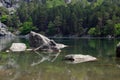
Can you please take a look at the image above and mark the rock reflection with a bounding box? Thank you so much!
[31,51,60,66]
[115,58,120,68]
[0,56,21,80]
[0,58,19,70]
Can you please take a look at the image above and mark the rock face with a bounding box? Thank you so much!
[10,43,27,52]
[29,31,67,51]
[116,42,120,58]
[64,54,97,64]
[64,0,72,4]
[0,2,3,7]
[0,21,14,36]
[0,0,35,8]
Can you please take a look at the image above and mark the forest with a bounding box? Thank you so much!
[1,0,120,37]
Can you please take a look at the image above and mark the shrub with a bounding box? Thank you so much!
[114,23,120,36]
[0,15,8,23]
[88,27,96,36]
[19,22,36,35]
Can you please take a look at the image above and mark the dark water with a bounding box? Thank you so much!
[0,38,120,80]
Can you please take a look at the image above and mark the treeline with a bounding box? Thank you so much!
[1,0,120,37]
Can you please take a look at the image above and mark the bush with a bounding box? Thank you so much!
[19,22,36,35]
[0,7,9,15]
[88,27,96,36]
[47,21,56,36]
[114,23,120,36]
[0,15,8,23]
[8,27,14,32]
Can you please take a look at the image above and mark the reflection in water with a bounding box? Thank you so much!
[0,58,19,70]
[31,51,60,66]
[0,38,120,80]
[0,51,60,80]
[0,55,21,80]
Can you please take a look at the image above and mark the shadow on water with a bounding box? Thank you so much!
[0,38,120,80]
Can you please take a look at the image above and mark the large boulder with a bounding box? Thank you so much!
[29,31,67,51]
[10,43,27,52]
[64,54,97,64]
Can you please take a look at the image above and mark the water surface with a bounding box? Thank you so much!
[0,38,120,80]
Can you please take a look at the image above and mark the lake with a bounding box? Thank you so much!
[0,37,120,80]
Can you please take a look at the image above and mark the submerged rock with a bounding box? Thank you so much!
[29,31,67,51]
[10,43,27,52]
[64,54,97,64]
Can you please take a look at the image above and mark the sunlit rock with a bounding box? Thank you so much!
[64,54,97,64]
[0,2,3,7]
[56,43,67,49]
[26,48,33,51]
[10,43,27,52]
[29,31,67,51]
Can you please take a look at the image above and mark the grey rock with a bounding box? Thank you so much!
[10,43,27,52]
[64,0,71,4]
[0,2,3,7]
[29,31,67,51]
[0,21,14,36]
[64,54,97,64]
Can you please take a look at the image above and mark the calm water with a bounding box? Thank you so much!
[0,38,120,80]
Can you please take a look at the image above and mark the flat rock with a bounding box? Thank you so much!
[64,54,97,64]
[10,43,27,52]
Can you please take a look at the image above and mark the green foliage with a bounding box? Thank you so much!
[92,0,104,8]
[2,0,120,37]
[0,15,8,23]
[8,27,14,32]
[88,28,96,36]
[19,22,36,35]
[0,7,9,15]
[46,0,66,8]
[0,53,9,61]
[47,21,56,36]
[114,23,120,36]
[9,14,21,28]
